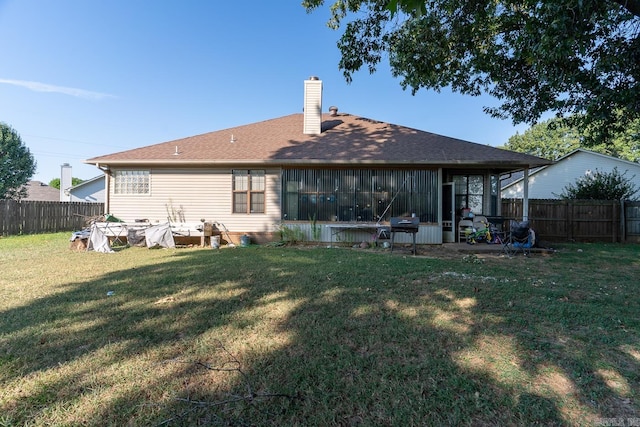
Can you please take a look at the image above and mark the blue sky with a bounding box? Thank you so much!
[0,1,529,183]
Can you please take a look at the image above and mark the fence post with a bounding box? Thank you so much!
[620,199,626,243]
[567,200,573,242]
[612,200,616,243]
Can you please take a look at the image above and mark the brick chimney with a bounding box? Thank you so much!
[303,77,322,135]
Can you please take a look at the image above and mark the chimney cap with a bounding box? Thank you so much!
[329,106,339,116]
[309,76,320,80]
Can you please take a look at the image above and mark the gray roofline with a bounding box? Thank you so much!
[66,174,104,191]
[501,165,551,190]
[558,148,640,167]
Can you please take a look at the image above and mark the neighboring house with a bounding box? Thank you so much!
[59,163,105,203]
[65,175,106,203]
[502,149,640,199]
[20,181,60,201]
[85,78,549,244]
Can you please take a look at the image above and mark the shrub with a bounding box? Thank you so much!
[557,167,638,200]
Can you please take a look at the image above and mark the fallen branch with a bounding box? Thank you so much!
[156,341,297,426]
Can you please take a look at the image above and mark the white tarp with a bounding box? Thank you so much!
[70,229,90,241]
[87,223,115,253]
[145,222,175,249]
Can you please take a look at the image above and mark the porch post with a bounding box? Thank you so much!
[103,166,110,214]
[522,168,529,221]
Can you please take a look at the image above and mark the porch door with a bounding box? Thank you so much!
[442,182,455,243]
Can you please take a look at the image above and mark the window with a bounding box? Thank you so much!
[233,170,265,213]
[113,170,150,195]
[281,169,438,222]
[453,175,483,214]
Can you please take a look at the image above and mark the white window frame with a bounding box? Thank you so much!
[113,170,150,195]
[232,170,265,214]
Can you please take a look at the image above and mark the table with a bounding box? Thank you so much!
[485,216,513,231]
[326,223,390,246]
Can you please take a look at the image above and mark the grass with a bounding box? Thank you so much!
[0,233,639,426]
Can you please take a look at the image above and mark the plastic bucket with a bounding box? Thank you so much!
[211,235,221,249]
[240,235,251,247]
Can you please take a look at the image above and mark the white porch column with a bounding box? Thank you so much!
[522,168,529,221]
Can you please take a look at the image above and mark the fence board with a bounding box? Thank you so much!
[625,201,640,239]
[0,200,103,236]
[501,199,631,243]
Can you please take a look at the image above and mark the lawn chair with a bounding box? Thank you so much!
[506,220,535,256]
[490,227,511,256]
[458,219,474,242]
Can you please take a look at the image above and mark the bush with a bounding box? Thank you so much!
[557,167,638,200]
[277,223,306,244]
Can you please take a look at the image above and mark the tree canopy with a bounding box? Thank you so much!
[502,117,640,161]
[0,122,36,200]
[48,177,84,190]
[304,0,640,144]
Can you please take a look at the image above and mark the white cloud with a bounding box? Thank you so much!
[0,78,116,100]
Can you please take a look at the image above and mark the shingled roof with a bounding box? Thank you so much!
[21,181,60,201]
[86,113,550,170]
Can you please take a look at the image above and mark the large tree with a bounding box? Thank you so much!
[0,122,37,200]
[502,117,640,161]
[48,177,84,190]
[304,0,640,144]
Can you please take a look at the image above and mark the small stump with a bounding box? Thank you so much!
[69,238,88,251]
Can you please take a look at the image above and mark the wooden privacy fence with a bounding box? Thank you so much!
[623,200,640,242]
[0,200,104,236]
[3,198,640,242]
[501,199,640,243]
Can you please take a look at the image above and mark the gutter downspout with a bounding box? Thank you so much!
[97,163,110,214]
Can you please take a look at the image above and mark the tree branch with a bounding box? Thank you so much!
[157,341,298,426]
[611,0,640,17]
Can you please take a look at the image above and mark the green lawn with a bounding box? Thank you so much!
[0,233,638,426]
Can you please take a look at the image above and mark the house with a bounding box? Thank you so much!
[21,181,60,201]
[64,175,106,203]
[59,163,106,203]
[501,149,640,199]
[85,78,549,244]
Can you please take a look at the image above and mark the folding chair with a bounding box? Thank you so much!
[458,219,474,242]
[491,228,511,256]
[506,220,534,256]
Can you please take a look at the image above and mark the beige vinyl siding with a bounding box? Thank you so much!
[108,168,281,234]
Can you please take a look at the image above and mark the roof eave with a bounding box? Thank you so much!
[86,158,551,168]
